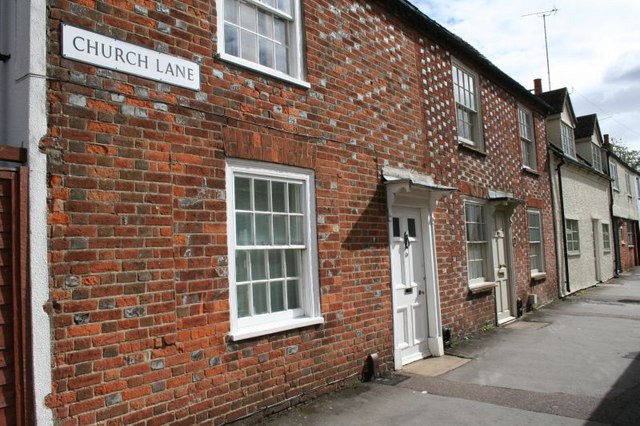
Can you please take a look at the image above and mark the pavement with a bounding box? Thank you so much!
[249,269,640,426]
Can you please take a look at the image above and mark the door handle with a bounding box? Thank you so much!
[404,231,410,249]
[418,289,425,295]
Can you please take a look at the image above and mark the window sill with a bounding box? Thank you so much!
[229,316,324,341]
[468,281,497,294]
[458,141,486,157]
[567,251,580,257]
[530,272,546,284]
[216,52,311,89]
[522,166,540,177]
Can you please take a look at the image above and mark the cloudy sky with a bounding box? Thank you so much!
[413,0,640,150]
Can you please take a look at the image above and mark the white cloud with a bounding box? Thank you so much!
[413,0,640,149]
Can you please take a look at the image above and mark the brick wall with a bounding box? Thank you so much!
[44,0,558,424]
[618,220,638,272]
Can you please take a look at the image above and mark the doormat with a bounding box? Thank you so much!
[374,372,410,386]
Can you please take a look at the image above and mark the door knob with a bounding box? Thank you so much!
[404,231,410,249]
[418,289,425,295]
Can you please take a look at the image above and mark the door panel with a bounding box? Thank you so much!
[391,208,429,365]
[493,212,513,323]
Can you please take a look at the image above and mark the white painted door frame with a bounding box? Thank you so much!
[385,183,450,370]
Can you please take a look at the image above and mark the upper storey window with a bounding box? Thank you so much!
[519,107,536,170]
[452,63,483,150]
[561,123,576,159]
[218,0,308,87]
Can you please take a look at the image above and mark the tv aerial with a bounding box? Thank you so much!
[522,7,558,91]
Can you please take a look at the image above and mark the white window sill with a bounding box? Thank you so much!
[216,52,311,89]
[468,281,497,293]
[531,272,546,282]
[522,166,540,176]
[230,316,324,341]
[567,251,580,257]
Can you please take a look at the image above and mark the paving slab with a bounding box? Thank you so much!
[400,355,470,377]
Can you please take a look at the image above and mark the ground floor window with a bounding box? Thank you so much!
[602,223,611,253]
[566,219,580,255]
[226,159,322,340]
[465,202,488,284]
[528,209,544,274]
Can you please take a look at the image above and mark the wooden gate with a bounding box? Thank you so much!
[0,147,29,425]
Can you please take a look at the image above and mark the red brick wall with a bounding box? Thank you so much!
[44,1,558,424]
[618,220,638,272]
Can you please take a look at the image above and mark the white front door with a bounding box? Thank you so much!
[391,208,430,366]
[493,211,513,324]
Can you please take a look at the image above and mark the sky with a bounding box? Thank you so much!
[413,0,640,150]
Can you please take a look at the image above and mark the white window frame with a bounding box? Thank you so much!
[636,176,640,199]
[592,144,602,172]
[565,219,580,255]
[628,221,635,248]
[519,107,537,170]
[216,0,309,88]
[610,161,619,191]
[561,123,576,159]
[528,209,545,275]
[625,172,632,197]
[452,62,483,149]
[464,202,490,287]
[602,223,611,253]
[226,159,322,340]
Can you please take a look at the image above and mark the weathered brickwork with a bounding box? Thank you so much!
[44,0,558,424]
[617,220,638,272]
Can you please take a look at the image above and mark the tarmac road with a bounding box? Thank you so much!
[252,269,640,425]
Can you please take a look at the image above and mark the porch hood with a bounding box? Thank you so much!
[488,189,525,210]
[383,166,456,209]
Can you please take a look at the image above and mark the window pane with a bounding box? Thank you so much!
[224,24,240,56]
[235,177,251,210]
[241,29,257,61]
[269,249,283,278]
[277,0,291,14]
[290,215,303,245]
[236,212,253,245]
[274,17,287,44]
[239,2,256,31]
[258,10,273,38]
[224,0,238,24]
[275,45,289,74]
[253,283,268,315]
[287,279,300,309]
[270,281,285,312]
[259,38,275,68]
[236,250,249,282]
[237,285,250,317]
[285,249,300,277]
[273,215,288,244]
[289,183,302,213]
[272,181,286,212]
[408,218,417,238]
[254,179,269,211]
[251,250,267,280]
[392,217,400,237]
[255,213,271,245]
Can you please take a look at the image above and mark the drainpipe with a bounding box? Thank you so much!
[604,135,621,276]
[555,156,571,294]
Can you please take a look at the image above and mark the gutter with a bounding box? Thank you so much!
[604,146,621,276]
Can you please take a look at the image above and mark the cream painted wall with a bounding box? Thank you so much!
[610,156,639,221]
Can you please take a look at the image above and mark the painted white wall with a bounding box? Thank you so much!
[611,156,639,221]
[558,164,614,295]
[1,0,52,424]
[551,156,614,296]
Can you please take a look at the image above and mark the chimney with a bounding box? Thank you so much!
[533,78,543,95]
[604,134,610,147]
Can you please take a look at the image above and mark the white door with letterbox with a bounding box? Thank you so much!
[391,207,430,365]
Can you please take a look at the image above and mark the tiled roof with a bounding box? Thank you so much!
[574,114,597,139]
[537,88,568,114]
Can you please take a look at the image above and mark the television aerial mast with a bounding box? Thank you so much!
[522,7,558,91]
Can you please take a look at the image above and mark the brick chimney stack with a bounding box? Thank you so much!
[534,78,543,95]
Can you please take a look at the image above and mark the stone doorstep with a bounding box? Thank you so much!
[401,355,471,377]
